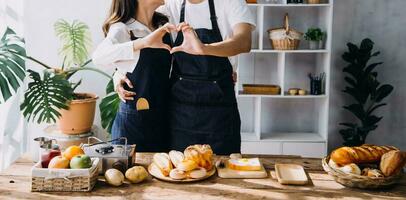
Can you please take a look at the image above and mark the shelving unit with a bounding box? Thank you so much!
[237,0,333,158]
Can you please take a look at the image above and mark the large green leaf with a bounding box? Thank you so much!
[0,27,26,103]
[54,19,92,67]
[20,70,73,123]
[343,104,366,121]
[100,79,120,134]
[374,84,394,102]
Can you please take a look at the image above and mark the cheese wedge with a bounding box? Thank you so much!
[136,98,150,111]
[227,158,262,171]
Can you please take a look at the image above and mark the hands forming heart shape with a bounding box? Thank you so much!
[142,23,206,55]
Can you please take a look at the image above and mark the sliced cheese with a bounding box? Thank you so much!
[227,158,262,171]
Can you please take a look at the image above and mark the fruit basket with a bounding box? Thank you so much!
[31,158,100,192]
[322,156,403,189]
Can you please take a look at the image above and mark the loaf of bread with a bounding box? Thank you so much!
[331,144,398,165]
[380,151,406,177]
[184,144,214,171]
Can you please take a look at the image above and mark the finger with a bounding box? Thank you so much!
[177,22,189,31]
[160,44,172,51]
[164,23,176,32]
[124,90,136,97]
[124,77,133,88]
[171,46,184,54]
[122,96,135,101]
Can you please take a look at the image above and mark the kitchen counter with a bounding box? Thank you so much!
[0,153,405,200]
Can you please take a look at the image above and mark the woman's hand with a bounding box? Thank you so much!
[171,23,206,55]
[117,76,136,102]
[140,23,176,51]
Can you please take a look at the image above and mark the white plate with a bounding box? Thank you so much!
[148,163,216,183]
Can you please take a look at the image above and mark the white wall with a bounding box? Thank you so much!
[23,0,112,161]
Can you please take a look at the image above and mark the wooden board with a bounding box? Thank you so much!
[275,164,308,185]
[217,164,268,179]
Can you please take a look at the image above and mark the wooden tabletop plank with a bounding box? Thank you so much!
[0,153,405,200]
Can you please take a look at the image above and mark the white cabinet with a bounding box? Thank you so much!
[237,1,333,157]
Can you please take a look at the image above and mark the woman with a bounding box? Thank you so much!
[114,0,255,155]
[92,0,175,152]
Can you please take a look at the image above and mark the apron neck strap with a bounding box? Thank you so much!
[179,0,221,34]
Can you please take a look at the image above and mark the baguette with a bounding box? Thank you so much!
[153,153,173,177]
[331,144,398,165]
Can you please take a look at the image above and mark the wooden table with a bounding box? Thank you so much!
[0,153,405,200]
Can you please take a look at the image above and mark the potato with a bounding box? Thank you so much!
[125,166,149,184]
[105,168,124,186]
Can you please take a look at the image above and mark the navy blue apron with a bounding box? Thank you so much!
[170,0,241,155]
[111,31,172,152]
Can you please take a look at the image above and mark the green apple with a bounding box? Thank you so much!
[70,155,92,169]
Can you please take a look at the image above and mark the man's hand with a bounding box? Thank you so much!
[117,76,136,102]
[141,23,176,51]
[170,23,205,55]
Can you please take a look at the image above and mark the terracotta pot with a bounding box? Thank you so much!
[58,93,98,135]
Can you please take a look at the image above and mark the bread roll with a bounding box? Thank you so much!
[362,168,384,178]
[338,163,361,175]
[380,150,406,177]
[153,153,173,177]
[169,169,187,180]
[188,167,207,179]
[177,159,198,172]
[169,150,184,168]
[330,144,398,165]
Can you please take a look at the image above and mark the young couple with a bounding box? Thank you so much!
[93,0,255,155]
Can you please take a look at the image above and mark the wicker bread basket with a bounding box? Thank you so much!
[31,158,100,192]
[268,14,303,50]
[307,0,321,4]
[243,84,281,95]
[322,156,403,189]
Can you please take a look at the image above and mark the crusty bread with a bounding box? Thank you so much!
[330,144,398,165]
[380,150,406,177]
[153,153,173,177]
[184,145,214,171]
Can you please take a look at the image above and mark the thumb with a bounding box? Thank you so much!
[170,46,184,54]
[161,44,172,52]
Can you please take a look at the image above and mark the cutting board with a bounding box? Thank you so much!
[217,163,268,179]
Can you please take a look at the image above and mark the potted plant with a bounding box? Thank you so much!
[0,20,116,135]
[304,28,326,50]
[339,38,394,146]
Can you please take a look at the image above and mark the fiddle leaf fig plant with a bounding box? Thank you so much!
[339,38,394,146]
[0,20,115,125]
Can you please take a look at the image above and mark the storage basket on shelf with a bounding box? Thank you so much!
[31,158,100,192]
[267,14,303,50]
[242,84,281,95]
[322,156,403,189]
[307,0,321,4]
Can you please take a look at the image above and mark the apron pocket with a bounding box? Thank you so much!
[171,77,224,105]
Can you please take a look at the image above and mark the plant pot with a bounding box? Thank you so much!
[308,40,321,50]
[58,93,98,135]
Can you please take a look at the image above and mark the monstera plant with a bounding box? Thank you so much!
[0,20,119,134]
[339,38,394,146]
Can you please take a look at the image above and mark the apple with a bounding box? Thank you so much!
[48,156,70,169]
[70,155,92,169]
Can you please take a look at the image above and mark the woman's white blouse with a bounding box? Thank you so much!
[92,19,152,74]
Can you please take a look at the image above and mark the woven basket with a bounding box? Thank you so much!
[243,84,281,95]
[31,158,100,192]
[307,0,321,4]
[322,157,403,189]
[268,14,303,50]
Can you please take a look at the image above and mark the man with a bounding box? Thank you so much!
[115,0,255,154]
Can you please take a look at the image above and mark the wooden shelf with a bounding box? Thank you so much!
[250,49,329,53]
[248,3,331,7]
[238,91,327,99]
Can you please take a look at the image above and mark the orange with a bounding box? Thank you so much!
[62,145,85,160]
[48,156,70,169]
